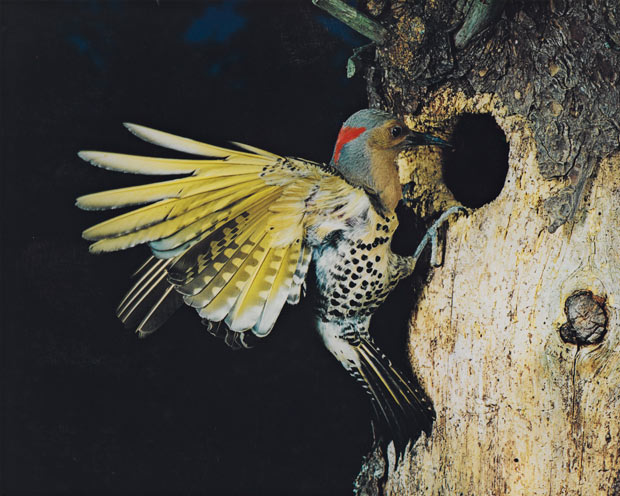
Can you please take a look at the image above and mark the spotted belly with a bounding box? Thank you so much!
[314,227,397,321]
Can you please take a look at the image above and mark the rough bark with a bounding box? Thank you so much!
[353,0,620,494]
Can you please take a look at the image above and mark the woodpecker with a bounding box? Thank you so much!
[77,109,464,441]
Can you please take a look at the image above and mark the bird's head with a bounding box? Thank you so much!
[330,109,450,213]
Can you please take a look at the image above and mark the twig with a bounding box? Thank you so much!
[312,0,388,45]
[454,0,507,49]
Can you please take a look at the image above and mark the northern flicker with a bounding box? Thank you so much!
[77,109,464,441]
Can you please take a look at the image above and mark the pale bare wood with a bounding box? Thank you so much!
[384,91,620,495]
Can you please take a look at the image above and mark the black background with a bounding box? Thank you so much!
[0,1,427,494]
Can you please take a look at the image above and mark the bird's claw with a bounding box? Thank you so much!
[428,205,467,266]
[434,205,469,225]
[413,205,468,267]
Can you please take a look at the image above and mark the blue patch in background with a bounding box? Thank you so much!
[184,3,247,44]
[68,34,105,69]
[316,14,364,46]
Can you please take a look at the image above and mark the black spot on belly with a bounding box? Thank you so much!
[361,254,368,261]
[356,266,363,273]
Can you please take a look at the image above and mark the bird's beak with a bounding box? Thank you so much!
[403,131,452,149]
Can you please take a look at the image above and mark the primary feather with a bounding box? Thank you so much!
[77,123,366,338]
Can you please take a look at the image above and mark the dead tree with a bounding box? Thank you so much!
[314,0,619,494]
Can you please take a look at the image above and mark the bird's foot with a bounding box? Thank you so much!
[414,205,468,267]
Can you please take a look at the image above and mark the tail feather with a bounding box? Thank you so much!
[356,363,406,439]
[356,339,435,444]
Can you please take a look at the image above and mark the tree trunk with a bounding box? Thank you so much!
[353,0,620,494]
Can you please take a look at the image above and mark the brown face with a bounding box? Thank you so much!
[366,119,410,152]
[365,119,409,213]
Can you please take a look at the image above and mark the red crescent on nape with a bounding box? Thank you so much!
[333,126,366,164]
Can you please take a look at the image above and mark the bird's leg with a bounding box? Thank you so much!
[402,205,468,277]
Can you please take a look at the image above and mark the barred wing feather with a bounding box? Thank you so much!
[77,123,367,340]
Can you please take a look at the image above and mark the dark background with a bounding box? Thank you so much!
[0,1,426,494]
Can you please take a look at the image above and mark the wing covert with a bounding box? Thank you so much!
[77,123,368,339]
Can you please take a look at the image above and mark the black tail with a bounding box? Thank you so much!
[355,338,435,446]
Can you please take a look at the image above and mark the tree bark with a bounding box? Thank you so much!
[353,0,620,494]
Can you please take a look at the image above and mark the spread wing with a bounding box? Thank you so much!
[77,123,369,339]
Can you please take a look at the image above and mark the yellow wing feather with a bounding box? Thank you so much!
[149,186,281,257]
[78,150,269,175]
[253,240,303,336]
[78,123,368,338]
[224,246,284,332]
[183,227,271,311]
[82,179,266,241]
[198,232,271,322]
[123,123,282,161]
[174,208,273,296]
[77,173,261,211]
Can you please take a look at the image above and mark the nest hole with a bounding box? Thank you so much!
[443,114,509,208]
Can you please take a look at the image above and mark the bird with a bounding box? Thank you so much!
[76,108,464,441]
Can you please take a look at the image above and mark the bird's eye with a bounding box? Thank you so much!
[390,126,402,138]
